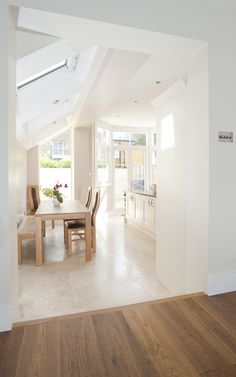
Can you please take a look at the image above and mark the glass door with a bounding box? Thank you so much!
[113,148,128,209]
[130,149,145,191]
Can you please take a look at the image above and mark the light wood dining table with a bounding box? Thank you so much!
[35,200,91,266]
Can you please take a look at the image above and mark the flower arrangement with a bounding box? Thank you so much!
[42,183,68,205]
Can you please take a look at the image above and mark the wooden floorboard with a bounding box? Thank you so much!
[60,316,105,377]
[0,292,236,377]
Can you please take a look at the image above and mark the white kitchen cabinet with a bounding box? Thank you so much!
[127,192,136,220]
[126,191,156,237]
[143,197,156,229]
[135,194,143,222]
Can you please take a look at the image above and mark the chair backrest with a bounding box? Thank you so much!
[28,185,41,212]
[85,186,92,208]
[91,190,100,226]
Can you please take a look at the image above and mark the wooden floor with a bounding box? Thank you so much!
[1,292,236,377]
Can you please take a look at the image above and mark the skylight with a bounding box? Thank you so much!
[17,60,67,90]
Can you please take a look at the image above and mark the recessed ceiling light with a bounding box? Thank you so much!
[155,81,162,85]
[53,99,60,104]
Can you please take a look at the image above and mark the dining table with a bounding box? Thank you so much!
[35,199,91,266]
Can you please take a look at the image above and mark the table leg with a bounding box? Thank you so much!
[35,217,43,266]
[85,213,92,261]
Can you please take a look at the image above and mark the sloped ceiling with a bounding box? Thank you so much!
[16,6,205,150]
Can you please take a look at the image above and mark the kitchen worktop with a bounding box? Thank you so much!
[130,190,156,198]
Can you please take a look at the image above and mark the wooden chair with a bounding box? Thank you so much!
[65,190,100,255]
[27,185,55,229]
[27,185,41,214]
[63,186,92,243]
[85,186,92,209]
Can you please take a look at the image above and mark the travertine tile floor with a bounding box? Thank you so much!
[17,216,170,321]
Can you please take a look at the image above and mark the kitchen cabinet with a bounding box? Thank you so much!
[126,191,156,237]
[127,193,136,219]
[143,197,156,228]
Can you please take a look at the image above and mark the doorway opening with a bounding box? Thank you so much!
[14,6,208,323]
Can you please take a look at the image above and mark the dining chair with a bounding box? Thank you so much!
[85,186,92,209]
[63,186,92,243]
[27,185,55,230]
[65,190,100,255]
[27,185,41,214]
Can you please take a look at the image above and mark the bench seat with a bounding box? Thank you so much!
[17,216,36,264]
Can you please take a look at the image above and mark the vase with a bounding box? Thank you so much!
[52,197,61,207]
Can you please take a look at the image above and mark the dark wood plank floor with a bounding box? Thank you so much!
[0,292,236,377]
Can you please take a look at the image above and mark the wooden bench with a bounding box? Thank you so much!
[17,216,36,264]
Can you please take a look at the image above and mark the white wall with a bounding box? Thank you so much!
[154,46,209,294]
[27,145,39,185]
[208,38,236,288]
[154,82,188,294]
[16,141,27,216]
[74,127,92,203]
[40,168,72,199]
[186,45,209,293]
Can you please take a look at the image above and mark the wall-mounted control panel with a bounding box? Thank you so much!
[218,131,233,143]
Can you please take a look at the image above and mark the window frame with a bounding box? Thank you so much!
[95,122,112,187]
[51,142,65,159]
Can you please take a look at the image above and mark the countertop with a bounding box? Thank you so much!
[129,190,156,198]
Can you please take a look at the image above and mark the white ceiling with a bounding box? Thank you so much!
[16,7,205,149]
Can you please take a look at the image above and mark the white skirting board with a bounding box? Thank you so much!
[0,305,12,332]
[208,271,236,296]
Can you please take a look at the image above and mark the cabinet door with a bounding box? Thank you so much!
[143,197,156,228]
[127,193,136,219]
[135,195,143,222]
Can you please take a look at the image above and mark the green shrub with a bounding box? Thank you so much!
[40,158,71,168]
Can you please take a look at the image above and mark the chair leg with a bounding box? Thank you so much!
[65,225,68,249]
[68,230,73,256]
[18,236,22,264]
[64,221,68,245]
[52,220,55,229]
[92,238,96,252]
[92,227,96,252]
[42,221,46,237]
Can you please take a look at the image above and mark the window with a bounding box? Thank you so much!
[112,132,146,146]
[39,130,72,199]
[97,127,110,145]
[95,125,151,210]
[113,149,128,208]
[52,143,65,159]
[17,60,67,89]
[97,145,110,185]
[95,124,111,186]
[112,130,148,209]
[149,130,157,183]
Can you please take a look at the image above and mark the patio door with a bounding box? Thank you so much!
[113,148,128,209]
[113,147,146,210]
